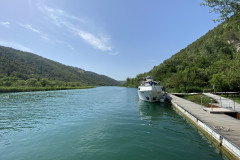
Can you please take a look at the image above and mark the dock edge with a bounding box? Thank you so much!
[167,96,240,160]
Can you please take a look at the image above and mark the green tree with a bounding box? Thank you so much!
[225,52,240,90]
[26,78,39,87]
[13,80,26,87]
[39,78,49,87]
[209,73,229,91]
[201,0,240,22]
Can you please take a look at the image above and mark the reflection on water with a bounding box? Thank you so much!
[138,100,163,120]
[137,100,172,127]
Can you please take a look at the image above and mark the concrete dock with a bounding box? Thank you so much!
[167,94,240,160]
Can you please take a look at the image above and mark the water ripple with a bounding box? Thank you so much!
[0,87,228,160]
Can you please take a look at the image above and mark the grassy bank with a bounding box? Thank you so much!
[0,86,95,93]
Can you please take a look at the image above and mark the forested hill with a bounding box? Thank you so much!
[124,13,240,92]
[0,46,120,87]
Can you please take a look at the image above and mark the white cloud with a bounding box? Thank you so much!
[77,30,112,51]
[38,4,115,53]
[19,23,49,40]
[39,5,86,25]
[20,24,40,33]
[0,40,33,52]
[0,21,10,28]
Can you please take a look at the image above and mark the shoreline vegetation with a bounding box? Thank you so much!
[0,45,120,93]
[0,86,95,93]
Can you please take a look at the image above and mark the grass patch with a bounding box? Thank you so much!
[180,94,217,107]
[0,86,95,93]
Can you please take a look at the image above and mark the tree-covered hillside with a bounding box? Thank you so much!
[124,13,240,92]
[0,46,120,88]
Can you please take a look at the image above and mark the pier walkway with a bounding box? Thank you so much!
[168,94,240,159]
[203,93,240,112]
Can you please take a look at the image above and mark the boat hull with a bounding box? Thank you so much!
[138,86,164,102]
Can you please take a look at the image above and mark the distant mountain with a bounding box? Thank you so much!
[124,13,240,92]
[0,46,120,87]
[118,81,126,85]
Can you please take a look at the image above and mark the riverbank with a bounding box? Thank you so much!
[0,86,95,93]
[167,94,240,160]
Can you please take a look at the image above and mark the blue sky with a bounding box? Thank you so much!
[0,0,219,80]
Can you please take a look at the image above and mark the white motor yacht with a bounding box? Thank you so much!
[138,77,164,102]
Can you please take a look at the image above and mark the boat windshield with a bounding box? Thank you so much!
[142,81,159,86]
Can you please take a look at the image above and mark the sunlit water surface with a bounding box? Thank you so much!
[0,87,228,160]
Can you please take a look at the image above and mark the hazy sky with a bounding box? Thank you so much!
[0,0,219,80]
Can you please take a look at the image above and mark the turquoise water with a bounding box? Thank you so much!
[0,87,228,160]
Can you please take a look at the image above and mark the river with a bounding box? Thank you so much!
[0,87,228,160]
